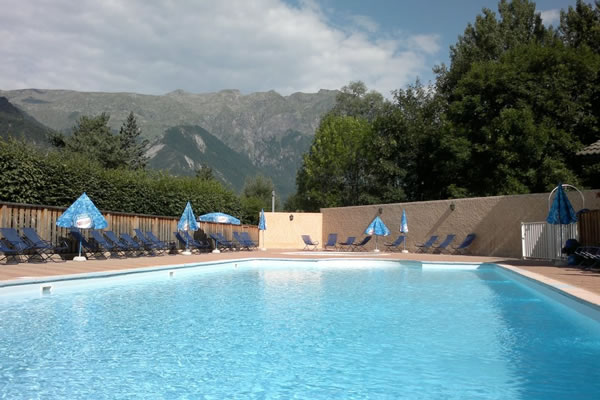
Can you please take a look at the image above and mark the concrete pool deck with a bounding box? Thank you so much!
[1,250,599,305]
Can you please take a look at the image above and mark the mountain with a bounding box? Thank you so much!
[0,96,54,144]
[0,88,338,198]
[148,125,263,190]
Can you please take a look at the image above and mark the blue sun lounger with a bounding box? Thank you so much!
[70,228,103,259]
[146,231,174,252]
[415,235,438,253]
[0,239,18,262]
[240,232,258,249]
[324,233,338,250]
[452,234,476,254]
[384,236,405,252]
[23,227,69,260]
[433,234,456,253]
[338,236,355,251]
[301,235,319,250]
[352,236,371,251]
[90,230,126,258]
[103,231,138,255]
[0,227,41,260]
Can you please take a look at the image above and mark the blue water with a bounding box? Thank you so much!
[1,263,599,399]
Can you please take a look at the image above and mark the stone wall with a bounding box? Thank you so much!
[321,190,600,258]
[261,212,322,250]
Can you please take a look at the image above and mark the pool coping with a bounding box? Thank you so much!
[1,257,600,310]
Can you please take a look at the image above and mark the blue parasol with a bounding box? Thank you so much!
[365,216,390,252]
[547,184,577,225]
[198,212,241,225]
[56,192,107,260]
[259,209,266,231]
[547,184,577,256]
[400,209,408,251]
[258,208,266,250]
[178,201,198,253]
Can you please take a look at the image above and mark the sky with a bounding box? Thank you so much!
[0,0,577,97]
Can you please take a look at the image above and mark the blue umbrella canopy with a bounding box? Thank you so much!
[365,216,390,236]
[400,209,408,233]
[258,209,266,231]
[178,201,198,231]
[198,212,241,225]
[56,192,107,229]
[547,184,577,225]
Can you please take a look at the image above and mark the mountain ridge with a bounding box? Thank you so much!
[0,88,337,198]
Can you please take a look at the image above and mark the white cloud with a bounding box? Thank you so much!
[0,0,440,96]
[406,34,441,55]
[349,14,379,33]
[540,9,561,26]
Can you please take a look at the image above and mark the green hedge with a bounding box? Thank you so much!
[0,139,242,218]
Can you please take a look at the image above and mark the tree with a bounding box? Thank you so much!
[195,164,215,181]
[66,113,123,169]
[560,0,600,53]
[118,112,149,170]
[444,41,599,195]
[369,81,464,202]
[435,0,552,97]
[330,81,387,122]
[240,175,275,224]
[295,115,375,210]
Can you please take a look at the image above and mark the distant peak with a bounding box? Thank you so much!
[166,89,188,96]
[219,89,241,95]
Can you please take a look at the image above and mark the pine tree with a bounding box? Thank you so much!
[118,112,149,170]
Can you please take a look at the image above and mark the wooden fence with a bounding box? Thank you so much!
[578,209,600,245]
[0,201,258,253]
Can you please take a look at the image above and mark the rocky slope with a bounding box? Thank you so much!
[0,88,337,198]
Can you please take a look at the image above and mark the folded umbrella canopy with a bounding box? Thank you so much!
[365,215,390,252]
[258,209,266,251]
[546,183,577,259]
[178,201,198,254]
[400,209,408,252]
[546,183,577,225]
[56,192,107,261]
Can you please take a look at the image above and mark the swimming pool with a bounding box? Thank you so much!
[1,260,599,399]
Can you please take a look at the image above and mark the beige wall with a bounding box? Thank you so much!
[321,190,600,258]
[261,212,323,249]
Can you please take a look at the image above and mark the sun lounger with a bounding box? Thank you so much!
[240,232,258,249]
[22,227,69,260]
[351,236,372,251]
[324,233,338,250]
[338,236,356,251]
[301,235,319,250]
[146,231,175,252]
[175,232,203,253]
[0,227,41,260]
[134,229,163,254]
[209,233,235,251]
[384,236,405,252]
[452,234,476,254]
[233,232,256,250]
[120,233,149,255]
[182,231,211,252]
[433,234,455,253]
[415,235,438,253]
[90,230,126,258]
[0,239,19,262]
[103,231,138,255]
[70,228,103,259]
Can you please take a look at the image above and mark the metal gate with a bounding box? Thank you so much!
[521,222,578,260]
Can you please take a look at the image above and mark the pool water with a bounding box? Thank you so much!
[1,263,599,399]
